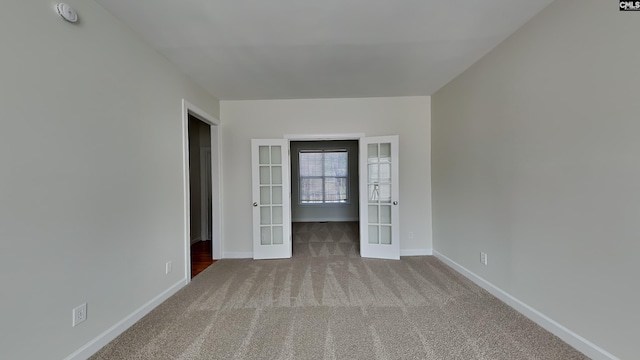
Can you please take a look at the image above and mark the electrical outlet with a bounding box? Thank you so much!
[408,232,414,239]
[165,261,172,274]
[72,303,87,327]
[480,252,488,265]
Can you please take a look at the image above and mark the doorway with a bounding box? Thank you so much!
[290,140,359,257]
[188,115,214,277]
[251,134,400,260]
[182,100,221,281]
[188,115,211,245]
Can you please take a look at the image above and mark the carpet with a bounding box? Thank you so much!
[91,222,587,359]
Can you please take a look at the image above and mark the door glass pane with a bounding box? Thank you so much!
[261,226,271,245]
[260,166,270,185]
[379,143,391,158]
[272,226,283,245]
[369,184,380,203]
[378,184,391,203]
[272,186,282,204]
[368,164,379,183]
[271,146,281,164]
[380,205,391,224]
[260,186,271,205]
[259,146,270,164]
[368,225,379,244]
[368,144,378,159]
[368,205,378,224]
[272,206,283,224]
[260,207,271,225]
[379,164,391,183]
[380,226,392,245]
[272,166,282,184]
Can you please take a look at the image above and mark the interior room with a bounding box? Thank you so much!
[289,140,359,258]
[187,115,216,277]
[1,1,637,359]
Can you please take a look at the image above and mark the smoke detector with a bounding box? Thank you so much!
[56,3,78,23]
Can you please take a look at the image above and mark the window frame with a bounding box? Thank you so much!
[298,148,349,205]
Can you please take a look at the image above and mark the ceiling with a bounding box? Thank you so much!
[95,0,554,100]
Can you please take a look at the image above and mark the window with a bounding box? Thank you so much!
[299,149,348,204]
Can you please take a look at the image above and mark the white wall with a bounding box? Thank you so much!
[432,0,639,359]
[0,1,218,359]
[221,97,431,256]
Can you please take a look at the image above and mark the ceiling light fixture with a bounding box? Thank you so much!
[56,3,78,23]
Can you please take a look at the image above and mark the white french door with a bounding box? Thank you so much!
[251,139,292,259]
[359,136,400,260]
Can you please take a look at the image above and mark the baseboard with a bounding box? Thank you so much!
[64,278,188,360]
[223,251,253,259]
[292,217,359,222]
[224,249,432,259]
[400,248,432,256]
[432,251,618,360]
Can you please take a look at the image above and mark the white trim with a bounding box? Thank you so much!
[184,101,220,126]
[64,279,187,360]
[292,217,359,223]
[182,101,191,284]
[433,251,619,360]
[284,133,365,141]
[400,248,432,256]
[223,252,254,259]
[210,124,222,259]
[283,133,366,259]
[182,99,223,285]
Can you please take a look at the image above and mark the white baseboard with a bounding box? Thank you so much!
[400,248,432,256]
[292,217,359,222]
[223,249,434,259]
[223,251,253,259]
[190,236,201,245]
[64,278,188,360]
[224,249,433,259]
[432,251,618,360]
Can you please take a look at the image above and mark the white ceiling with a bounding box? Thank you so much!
[95,0,554,100]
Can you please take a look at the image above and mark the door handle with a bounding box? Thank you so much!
[253,202,258,207]
[393,201,398,205]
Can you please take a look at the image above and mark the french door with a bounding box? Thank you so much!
[251,136,399,260]
[251,139,291,259]
[359,136,400,260]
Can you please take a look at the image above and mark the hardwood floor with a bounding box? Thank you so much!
[191,240,216,278]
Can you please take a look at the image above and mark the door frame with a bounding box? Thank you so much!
[182,99,222,283]
[284,133,366,255]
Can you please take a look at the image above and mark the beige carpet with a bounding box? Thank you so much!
[91,222,587,360]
